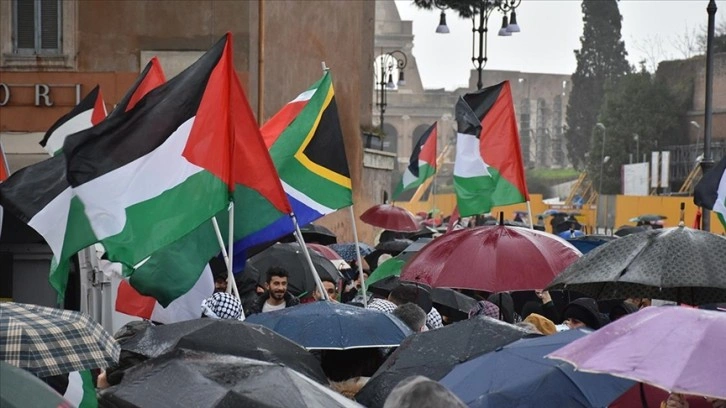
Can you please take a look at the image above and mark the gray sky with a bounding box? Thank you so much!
[395,0,721,90]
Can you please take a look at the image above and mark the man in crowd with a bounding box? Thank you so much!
[313,276,339,302]
[245,266,300,315]
[368,284,443,330]
[393,303,428,333]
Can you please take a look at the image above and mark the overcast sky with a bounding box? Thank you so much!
[395,0,722,90]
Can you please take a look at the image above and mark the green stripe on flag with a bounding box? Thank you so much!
[101,171,228,268]
[393,163,436,199]
[454,167,526,217]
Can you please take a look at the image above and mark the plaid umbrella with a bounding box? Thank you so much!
[0,302,120,377]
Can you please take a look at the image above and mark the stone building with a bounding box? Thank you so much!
[0,0,393,243]
[372,0,574,200]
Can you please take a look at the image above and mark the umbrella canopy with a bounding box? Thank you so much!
[375,239,413,254]
[100,349,362,408]
[360,204,420,233]
[245,243,342,297]
[280,223,338,245]
[440,330,634,408]
[307,243,349,269]
[0,362,73,408]
[431,288,477,320]
[328,242,374,262]
[0,302,120,377]
[245,301,412,350]
[355,317,529,408]
[367,275,401,298]
[558,229,584,239]
[548,306,726,400]
[400,226,582,292]
[366,257,406,287]
[614,225,647,237]
[547,226,726,304]
[118,319,328,384]
[566,236,613,254]
[629,214,667,223]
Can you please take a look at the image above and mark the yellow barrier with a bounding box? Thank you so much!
[397,193,725,235]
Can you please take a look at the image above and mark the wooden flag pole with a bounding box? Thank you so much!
[227,203,240,299]
[291,214,328,300]
[348,206,368,307]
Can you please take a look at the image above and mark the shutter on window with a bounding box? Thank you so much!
[16,0,36,50]
[40,0,59,50]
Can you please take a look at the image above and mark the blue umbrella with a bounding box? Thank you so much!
[558,229,585,239]
[328,243,374,262]
[245,301,412,350]
[439,330,634,408]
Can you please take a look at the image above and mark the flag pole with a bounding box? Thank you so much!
[228,204,240,299]
[211,214,240,299]
[526,201,534,229]
[348,206,368,307]
[291,214,328,300]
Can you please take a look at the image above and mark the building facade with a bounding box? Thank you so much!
[373,0,573,201]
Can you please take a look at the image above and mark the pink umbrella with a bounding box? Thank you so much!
[547,306,726,400]
[360,204,420,233]
[400,225,581,292]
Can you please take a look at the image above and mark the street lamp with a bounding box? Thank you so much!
[434,0,521,90]
[372,50,407,148]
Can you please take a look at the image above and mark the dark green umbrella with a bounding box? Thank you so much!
[0,362,72,408]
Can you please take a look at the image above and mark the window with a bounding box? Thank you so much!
[1,0,75,69]
[14,0,61,55]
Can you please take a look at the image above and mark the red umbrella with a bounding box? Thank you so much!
[307,243,343,261]
[360,204,420,233]
[400,225,581,292]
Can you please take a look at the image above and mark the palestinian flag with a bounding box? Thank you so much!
[231,71,352,254]
[39,85,107,156]
[115,263,214,322]
[453,81,528,217]
[110,56,166,117]
[393,122,437,199]
[0,139,10,181]
[694,156,726,230]
[0,59,167,301]
[63,34,290,302]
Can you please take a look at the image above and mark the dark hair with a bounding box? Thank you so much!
[266,266,289,283]
[393,303,426,332]
[320,276,336,285]
[389,285,418,305]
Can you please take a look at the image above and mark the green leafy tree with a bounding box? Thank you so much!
[590,68,688,194]
[565,0,631,170]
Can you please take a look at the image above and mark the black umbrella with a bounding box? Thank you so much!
[367,275,401,298]
[548,226,726,305]
[355,317,530,408]
[119,319,328,384]
[99,349,360,408]
[614,225,647,237]
[280,223,338,246]
[375,239,413,254]
[430,288,477,320]
[245,243,342,297]
[366,277,433,314]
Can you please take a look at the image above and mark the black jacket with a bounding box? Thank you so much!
[245,291,300,316]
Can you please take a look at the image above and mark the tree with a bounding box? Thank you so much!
[589,68,689,194]
[564,0,631,170]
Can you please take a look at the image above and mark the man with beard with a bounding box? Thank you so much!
[245,266,300,315]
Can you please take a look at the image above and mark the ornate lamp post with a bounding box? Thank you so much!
[371,50,407,148]
[434,0,522,90]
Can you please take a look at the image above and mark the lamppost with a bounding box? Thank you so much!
[372,50,407,148]
[434,0,521,90]
[702,0,717,231]
[595,122,607,232]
